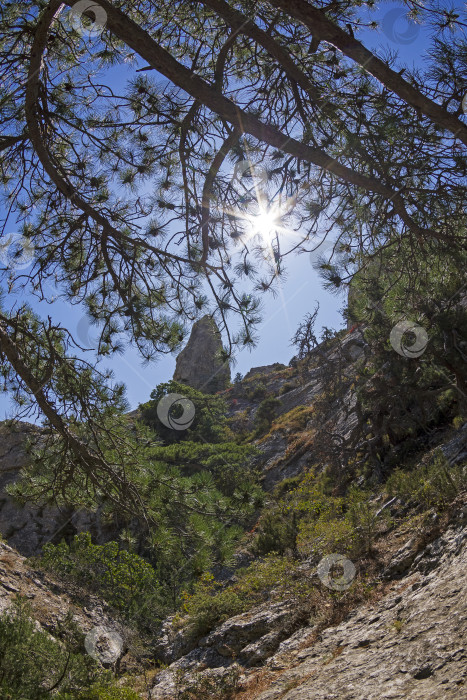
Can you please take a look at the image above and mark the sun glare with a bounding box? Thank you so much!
[249,208,282,242]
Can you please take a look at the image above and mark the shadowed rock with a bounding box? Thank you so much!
[173,316,230,394]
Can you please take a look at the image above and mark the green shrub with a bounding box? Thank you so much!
[0,599,103,699]
[181,573,245,638]
[139,381,230,444]
[295,475,389,558]
[16,378,261,626]
[252,506,298,556]
[182,556,303,638]
[136,380,261,603]
[245,382,269,401]
[235,555,301,600]
[298,514,355,558]
[452,415,465,430]
[279,382,297,395]
[39,532,163,625]
[253,396,282,436]
[269,405,314,434]
[386,450,466,509]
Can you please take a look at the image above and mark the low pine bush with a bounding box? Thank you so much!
[39,532,164,628]
[386,450,466,509]
[0,598,139,699]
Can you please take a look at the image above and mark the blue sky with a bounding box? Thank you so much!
[0,2,445,419]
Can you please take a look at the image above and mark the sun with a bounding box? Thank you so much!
[248,208,282,242]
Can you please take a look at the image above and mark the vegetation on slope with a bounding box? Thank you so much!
[0,599,139,700]
[0,0,466,696]
[30,381,261,633]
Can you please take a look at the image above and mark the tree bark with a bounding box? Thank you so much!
[57,0,401,196]
[269,0,467,146]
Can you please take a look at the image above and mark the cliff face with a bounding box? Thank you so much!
[250,514,467,700]
[173,315,230,394]
[0,422,58,557]
[1,422,466,699]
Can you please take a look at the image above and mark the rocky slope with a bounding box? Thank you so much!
[149,505,467,699]
[250,516,467,700]
[0,324,466,699]
[146,419,467,698]
[1,485,465,699]
[0,537,133,669]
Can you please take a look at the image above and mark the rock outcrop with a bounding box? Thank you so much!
[253,516,467,700]
[152,600,296,698]
[148,413,467,698]
[150,506,467,698]
[173,316,230,394]
[0,539,127,658]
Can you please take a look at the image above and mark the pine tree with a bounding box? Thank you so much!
[0,0,466,505]
[349,244,467,471]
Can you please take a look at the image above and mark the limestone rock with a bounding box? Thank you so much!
[240,629,284,666]
[0,540,126,648]
[173,316,230,394]
[200,601,293,658]
[151,521,467,699]
[383,537,419,579]
[255,523,467,700]
[153,615,199,664]
[243,364,287,382]
[151,601,295,697]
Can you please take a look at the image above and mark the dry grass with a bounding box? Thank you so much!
[233,669,276,699]
[269,406,315,435]
[233,668,317,699]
